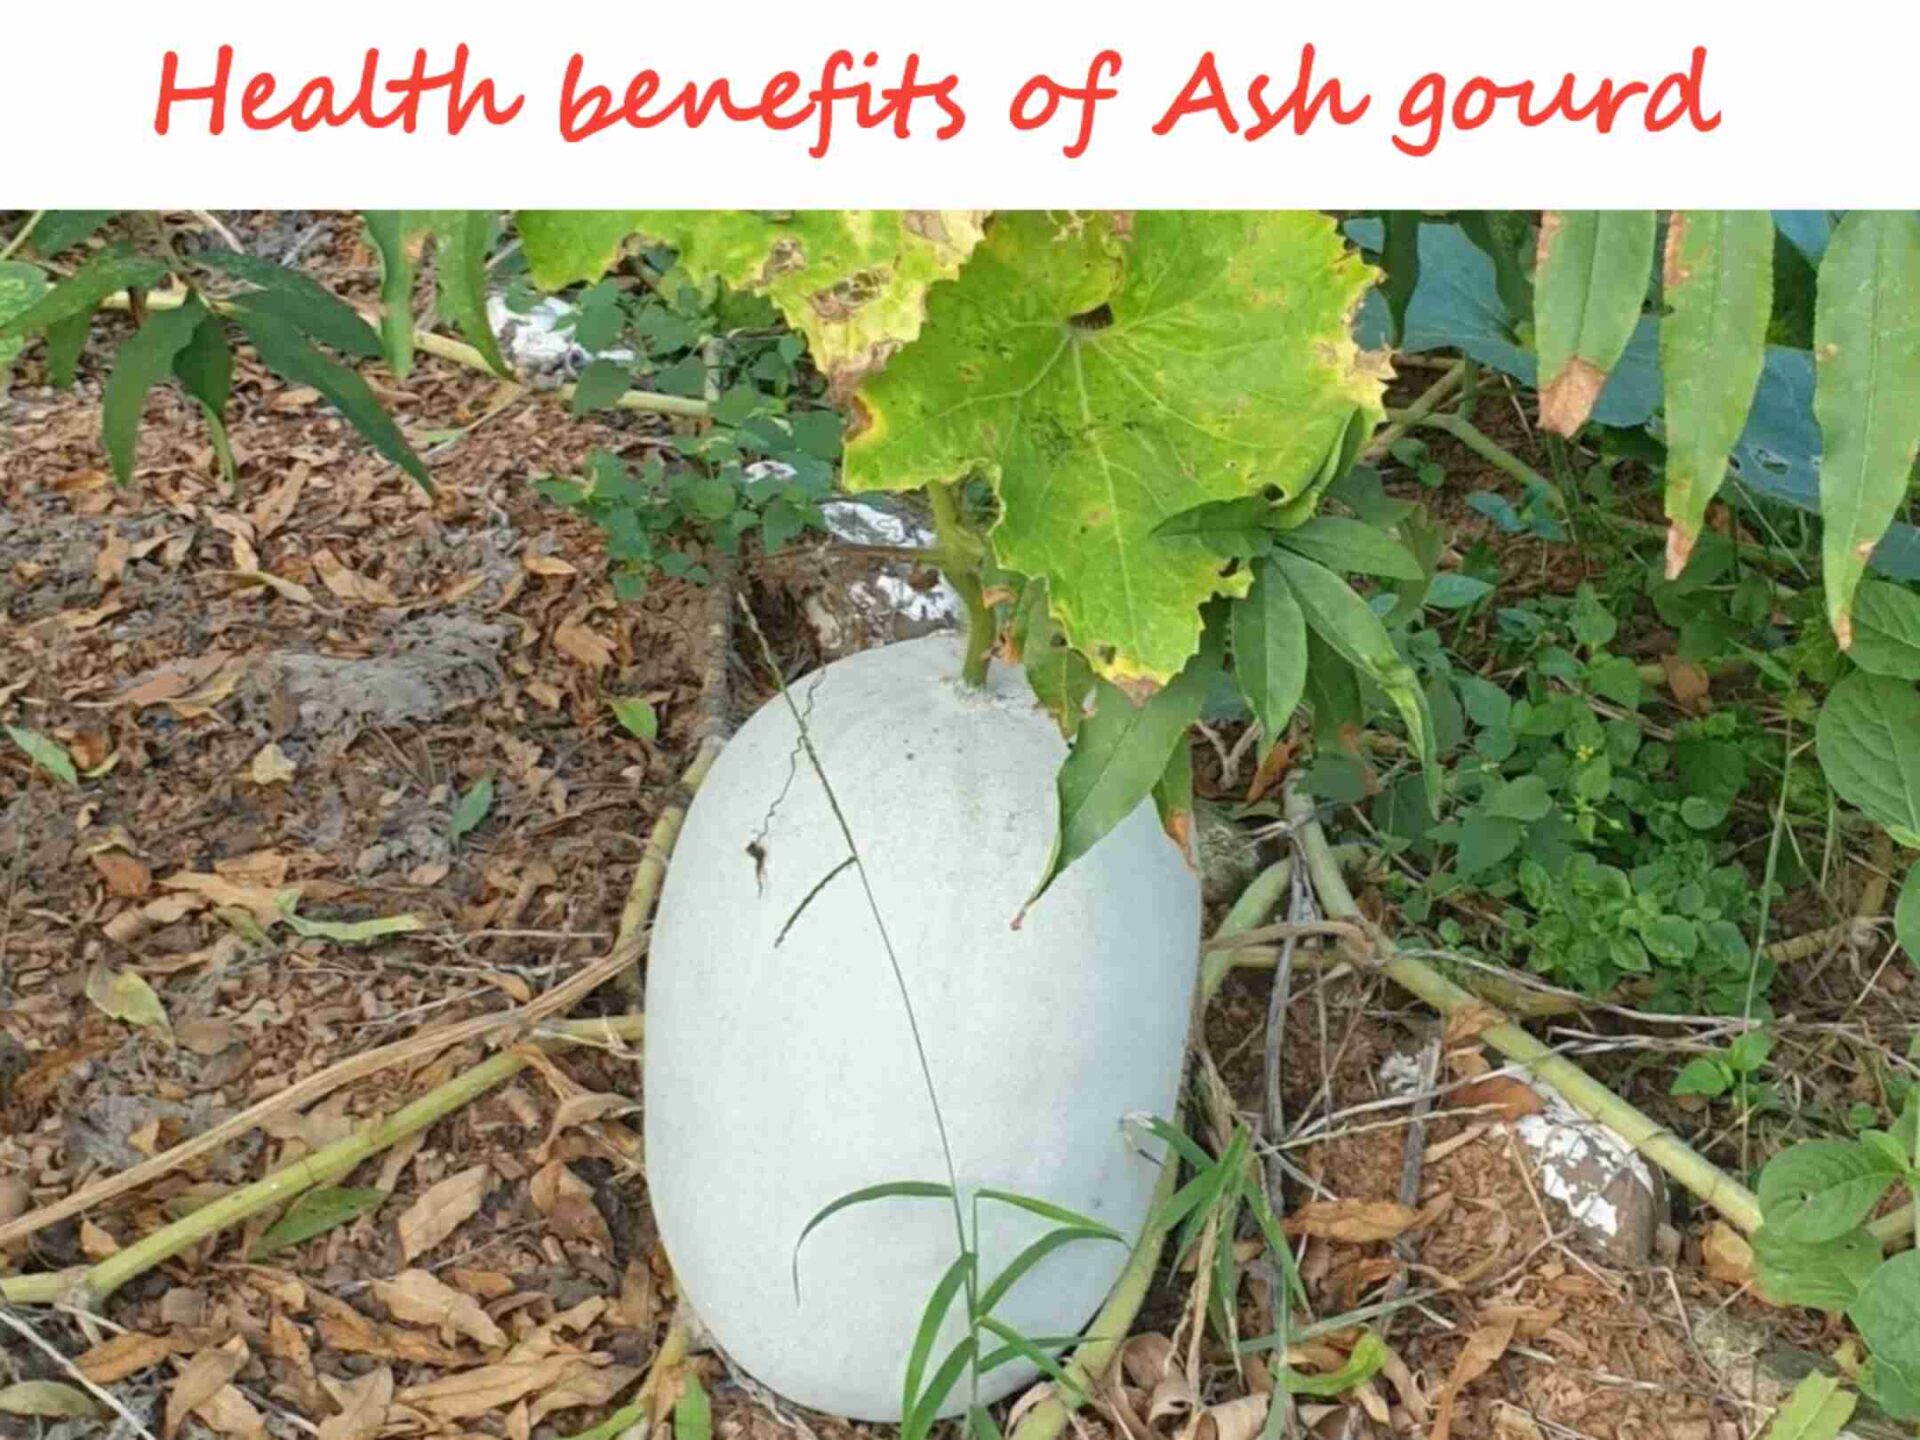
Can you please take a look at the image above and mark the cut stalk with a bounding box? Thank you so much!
[927,481,992,687]
[1285,786,1764,1235]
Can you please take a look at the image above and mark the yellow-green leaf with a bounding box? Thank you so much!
[5,725,77,786]
[276,893,426,943]
[1761,1373,1855,1440]
[1815,210,1920,648]
[85,962,170,1032]
[1535,210,1656,435]
[0,1381,102,1419]
[848,212,1384,684]
[1660,211,1774,577]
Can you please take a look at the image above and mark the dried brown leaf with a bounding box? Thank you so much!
[1430,1318,1515,1440]
[1450,1076,1544,1123]
[554,620,616,670]
[1702,1221,1754,1287]
[397,1355,595,1420]
[529,1159,614,1252]
[164,1337,248,1439]
[397,1164,494,1261]
[193,1385,266,1440]
[91,850,153,898]
[1663,656,1712,713]
[529,1362,644,1423]
[312,548,399,606]
[316,1366,393,1440]
[373,1269,508,1349]
[75,1331,177,1384]
[312,1293,468,1366]
[1285,1199,1422,1245]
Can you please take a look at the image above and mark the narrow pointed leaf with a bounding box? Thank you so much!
[902,1338,975,1440]
[674,1373,711,1440]
[1283,1331,1388,1396]
[200,250,382,357]
[902,1251,973,1422]
[1034,620,1221,902]
[0,246,167,339]
[1272,550,1439,812]
[1233,559,1308,755]
[975,1317,1087,1399]
[231,309,431,489]
[434,211,511,378]
[253,1185,387,1257]
[1660,210,1773,577]
[172,311,232,418]
[1380,212,1421,344]
[43,308,93,388]
[1534,210,1657,435]
[975,1188,1123,1239]
[1815,210,1920,648]
[976,1226,1123,1318]
[6,725,77,786]
[364,211,426,378]
[30,211,118,256]
[1273,515,1424,580]
[102,299,206,482]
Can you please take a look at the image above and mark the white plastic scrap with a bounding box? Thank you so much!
[485,294,634,384]
[1514,1085,1657,1242]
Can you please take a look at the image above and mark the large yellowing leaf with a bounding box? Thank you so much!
[846,212,1385,685]
[516,209,986,394]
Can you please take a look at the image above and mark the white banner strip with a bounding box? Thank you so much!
[7,0,1913,207]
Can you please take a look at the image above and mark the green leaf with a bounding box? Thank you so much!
[1759,1373,1856,1440]
[598,209,986,396]
[847,211,1383,684]
[252,1185,387,1257]
[674,1372,712,1440]
[1815,211,1920,649]
[1728,1028,1773,1074]
[975,1187,1124,1239]
[975,1316,1086,1400]
[902,1337,976,1440]
[275,893,425,943]
[1534,210,1657,435]
[1898,861,1920,963]
[1380,212,1420,344]
[571,357,631,414]
[43,308,93,388]
[173,310,233,418]
[6,725,77,786]
[1272,515,1424,581]
[1816,672,1920,843]
[1758,1139,1902,1244]
[199,249,382,357]
[102,298,205,483]
[1036,622,1221,901]
[232,308,430,489]
[364,211,428,378]
[1669,1057,1732,1098]
[30,210,118,256]
[1425,573,1493,610]
[1752,1224,1884,1311]
[451,777,494,839]
[85,963,170,1031]
[1851,1251,1920,1420]
[902,1251,974,1423]
[518,211,645,289]
[0,1381,101,1419]
[1232,559,1309,755]
[0,260,49,373]
[1272,549,1439,813]
[792,1181,954,1297]
[1484,775,1553,823]
[1660,211,1774,577]
[975,1225,1122,1318]
[610,697,659,741]
[431,211,511,378]
[1282,1330,1388,1397]
[0,246,167,339]
[1849,581,1920,679]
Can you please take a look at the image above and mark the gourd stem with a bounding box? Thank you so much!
[928,481,992,687]
[1286,785,1765,1236]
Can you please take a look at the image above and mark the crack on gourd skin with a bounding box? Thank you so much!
[746,670,826,893]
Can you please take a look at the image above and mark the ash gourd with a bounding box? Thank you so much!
[646,632,1200,1420]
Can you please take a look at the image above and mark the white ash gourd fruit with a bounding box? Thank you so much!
[645,632,1201,1420]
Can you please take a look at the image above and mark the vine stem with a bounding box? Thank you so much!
[1285,784,1766,1235]
[0,210,44,263]
[927,481,992,687]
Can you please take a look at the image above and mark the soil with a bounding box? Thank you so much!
[0,215,1894,1440]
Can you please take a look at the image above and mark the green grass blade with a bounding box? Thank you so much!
[1814,210,1920,649]
[902,1337,975,1440]
[902,1250,974,1422]
[1380,212,1420,345]
[1534,210,1656,435]
[1659,210,1774,578]
[973,1189,1123,1240]
[674,1372,711,1440]
[791,1180,953,1299]
[976,1226,1124,1317]
[976,1317,1088,1401]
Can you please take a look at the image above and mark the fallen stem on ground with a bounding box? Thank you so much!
[103,287,710,419]
[1285,785,1766,1235]
[1007,860,1293,1440]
